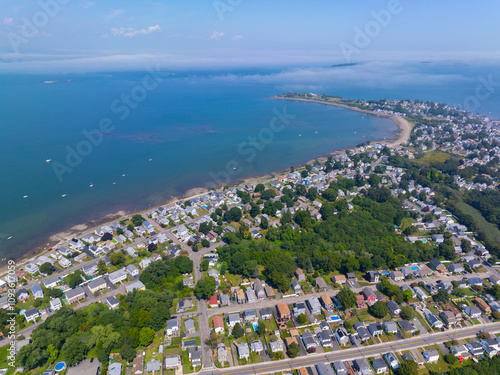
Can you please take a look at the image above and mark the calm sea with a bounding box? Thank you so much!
[0,62,499,259]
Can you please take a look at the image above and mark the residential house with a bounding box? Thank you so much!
[125,280,146,293]
[109,363,122,375]
[43,277,60,289]
[361,287,377,306]
[291,280,302,294]
[126,264,139,277]
[467,277,483,287]
[429,258,445,271]
[50,297,62,311]
[356,295,367,310]
[450,345,469,357]
[213,315,224,334]
[183,277,194,287]
[108,268,127,284]
[276,303,291,321]
[269,339,284,353]
[233,288,245,304]
[177,298,193,313]
[320,294,334,311]
[448,263,465,273]
[227,313,241,328]
[368,322,383,336]
[88,278,108,295]
[184,319,196,334]
[354,323,370,341]
[475,297,492,314]
[243,309,256,322]
[139,257,151,270]
[387,300,401,316]
[253,280,266,300]
[217,343,228,363]
[31,285,44,299]
[464,306,482,319]
[219,293,230,307]
[316,277,329,291]
[316,364,335,375]
[302,330,317,353]
[106,295,120,309]
[259,308,273,321]
[24,308,40,322]
[296,268,305,282]
[439,311,457,326]
[398,320,416,334]
[334,328,349,345]
[449,307,463,322]
[383,352,399,370]
[372,358,387,374]
[307,297,322,315]
[467,342,484,356]
[293,301,306,316]
[415,286,430,301]
[423,309,443,328]
[146,360,162,373]
[264,285,275,299]
[333,361,348,375]
[237,342,250,360]
[332,275,346,285]
[164,355,180,369]
[346,273,356,283]
[250,340,264,353]
[246,288,256,303]
[366,271,380,283]
[384,321,398,334]
[65,286,86,304]
[390,271,404,281]
[317,330,332,347]
[354,358,372,375]
[423,350,440,363]
[166,318,180,336]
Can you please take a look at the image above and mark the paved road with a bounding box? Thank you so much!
[200,322,500,375]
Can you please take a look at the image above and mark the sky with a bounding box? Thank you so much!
[0,0,499,73]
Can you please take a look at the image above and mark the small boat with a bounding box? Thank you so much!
[7,236,12,240]
[122,174,126,177]
[46,159,52,163]
[315,131,318,133]
[148,158,153,162]
[23,195,28,199]
[299,134,302,137]
[90,182,94,188]
[112,182,116,185]
[61,194,67,197]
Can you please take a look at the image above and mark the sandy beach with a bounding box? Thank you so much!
[2,97,414,271]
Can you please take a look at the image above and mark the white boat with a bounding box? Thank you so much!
[148,158,153,162]
[112,182,116,185]
[62,194,67,197]
[122,174,126,177]
[90,182,94,188]
[7,236,12,240]
[46,159,52,163]
[23,195,28,199]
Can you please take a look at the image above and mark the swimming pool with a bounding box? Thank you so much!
[253,322,258,331]
[330,315,340,322]
[54,362,66,371]
[411,266,419,271]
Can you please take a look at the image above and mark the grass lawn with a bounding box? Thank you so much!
[456,201,500,243]
[164,346,182,356]
[413,150,451,165]
[183,365,195,374]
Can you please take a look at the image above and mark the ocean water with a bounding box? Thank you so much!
[0,62,499,259]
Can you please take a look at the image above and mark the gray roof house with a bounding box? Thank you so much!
[333,361,348,375]
[146,359,162,372]
[185,319,196,334]
[387,300,401,316]
[372,357,387,374]
[228,313,241,327]
[315,363,335,375]
[31,285,44,299]
[368,322,383,336]
[237,342,250,359]
[354,357,371,375]
[384,321,398,334]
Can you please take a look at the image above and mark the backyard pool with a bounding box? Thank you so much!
[54,362,66,372]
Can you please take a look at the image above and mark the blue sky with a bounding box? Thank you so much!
[1,0,499,73]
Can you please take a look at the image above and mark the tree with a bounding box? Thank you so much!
[194,277,216,300]
[97,259,108,275]
[297,313,307,325]
[255,184,265,193]
[65,270,84,288]
[131,214,145,227]
[232,323,244,339]
[260,217,269,230]
[306,188,317,201]
[202,239,210,248]
[444,353,458,364]
[49,288,63,298]
[403,288,413,302]
[62,335,88,366]
[432,289,450,303]
[201,259,210,272]
[224,207,242,222]
[322,188,338,202]
[199,222,211,235]
[127,223,135,232]
[257,320,266,336]
[397,359,418,375]
[40,262,55,275]
[369,301,389,318]
[120,343,136,362]
[287,342,300,358]
[110,252,126,267]
[337,287,357,309]
[400,306,415,321]
[174,256,194,274]
[249,203,261,218]
[139,327,155,347]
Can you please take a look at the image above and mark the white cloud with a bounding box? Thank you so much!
[232,35,243,41]
[111,25,161,38]
[210,31,224,40]
[3,17,14,26]
[105,9,124,22]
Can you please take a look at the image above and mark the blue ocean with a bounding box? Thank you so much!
[0,62,499,259]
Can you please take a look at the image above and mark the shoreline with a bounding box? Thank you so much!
[2,97,413,273]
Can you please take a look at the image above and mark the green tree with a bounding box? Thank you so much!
[89,324,120,349]
[257,320,266,336]
[297,313,307,325]
[194,277,216,300]
[249,203,261,218]
[306,188,318,201]
[62,335,88,366]
[400,306,415,321]
[40,262,55,275]
[110,252,126,267]
[260,217,269,230]
[397,359,418,375]
[444,353,458,364]
[255,184,265,193]
[65,270,84,288]
[97,259,108,275]
[224,207,242,222]
[127,223,135,232]
[174,256,194,274]
[201,259,210,272]
[369,301,389,318]
[337,287,357,309]
[322,188,338,202]
[202,239,210,248]
[432,289,450,303]
[139,327,155,347]
[120,343,136,362]
[403,288,413,302]
[232,323,244,339]
[287,342,301,358]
